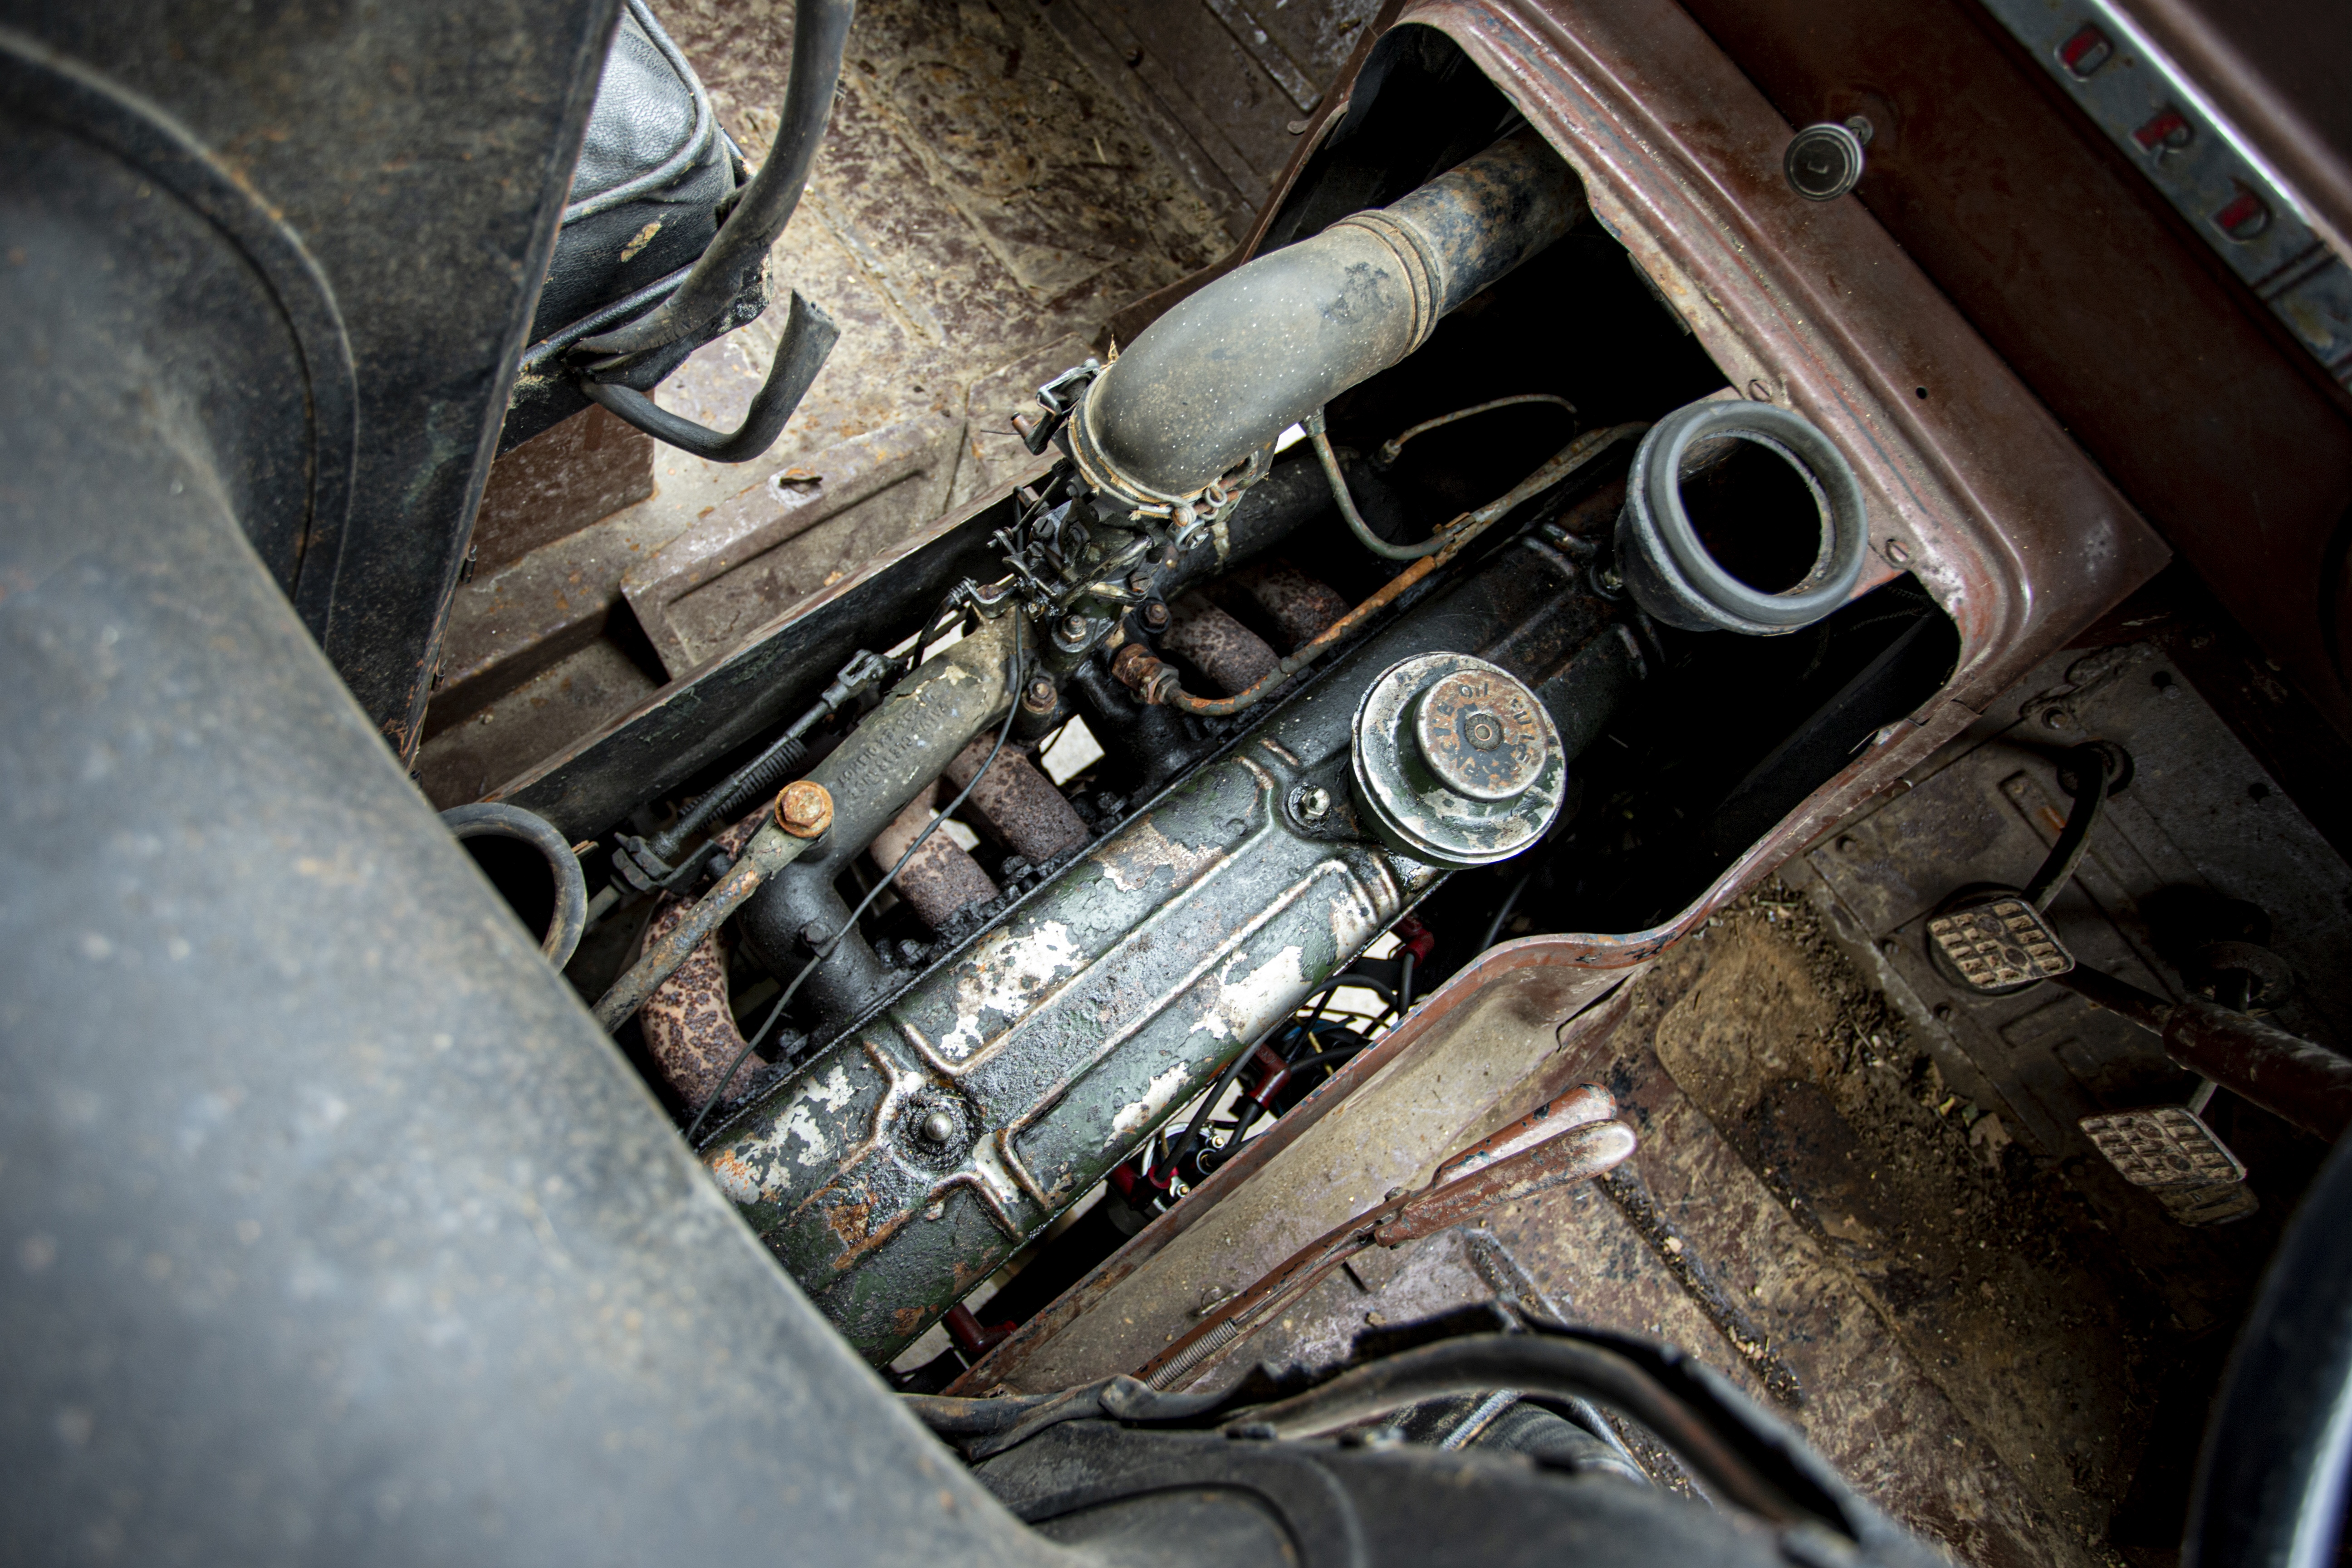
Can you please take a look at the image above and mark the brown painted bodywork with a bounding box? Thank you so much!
[1674,0,2352,743]
[951,0,2174,1392]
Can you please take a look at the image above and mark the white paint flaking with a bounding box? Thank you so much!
[1187,944,1308,1045]
[1093,818,1219,893]
[936,920,1085,1060]
[1113,1059,1195,1138]
[755,1064,854,1169]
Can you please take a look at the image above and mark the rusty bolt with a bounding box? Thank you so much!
[1022,676,1058,713]
[1141,600,1170,632]
[776,779,834,838]
[1128,568,1154,593]
[1111,641,1158,691]
[1060,614,1090,643]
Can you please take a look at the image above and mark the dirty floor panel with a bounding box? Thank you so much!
[420,0,1235,805]
[1213,885,2283,1568]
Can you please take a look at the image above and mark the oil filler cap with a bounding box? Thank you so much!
[1350,653,1566,869]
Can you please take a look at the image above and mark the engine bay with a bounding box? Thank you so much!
[507,55,1967,1372]
[8,1,2350,1563]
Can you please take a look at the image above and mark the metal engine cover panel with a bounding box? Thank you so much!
[706,733,1440,1361]
[702,539,1611,1362]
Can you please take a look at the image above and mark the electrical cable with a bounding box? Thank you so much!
[1282,1044,1368,1078]
[1377,393,1577,466]
[1296,974,1399,1011]
[1161,1027,1264,1189]
[1170,980,1397,1188]
[686,612,1026,1143]
[1397,949,1416,1014]
[1478,866,1536,951]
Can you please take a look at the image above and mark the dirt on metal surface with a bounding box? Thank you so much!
[1620,881,2166,1562]
[637,809,770,1107]
[421,0,1235,804]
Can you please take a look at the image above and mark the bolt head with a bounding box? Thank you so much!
[1141,601,1170,631]
[918,1108,957,1145]
[776,779,834,838]
[1128,569,1154,593]
[1060,614,1090,642]
[1297,785,1332,822]
[1022,676,1058,713]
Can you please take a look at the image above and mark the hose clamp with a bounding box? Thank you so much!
[1328,210,1441,352]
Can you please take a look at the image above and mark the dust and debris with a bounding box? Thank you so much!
[1639,877,2175,1558]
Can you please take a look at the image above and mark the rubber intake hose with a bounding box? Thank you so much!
[1612,397,1868,635]
[1069,127,1585,507]
[440,802,591,968]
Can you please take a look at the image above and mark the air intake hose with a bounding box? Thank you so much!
[1068,127,1587,510]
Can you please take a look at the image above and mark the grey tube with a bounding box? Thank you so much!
[1070,127,1585,506]
[740,614,1018,1027]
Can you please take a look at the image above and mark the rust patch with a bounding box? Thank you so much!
[1244,561,1349,650]
[637,808,769,1107]
[945,737,1088,863]
[1162,592,1280,694]
[821,1192,876,1256]
[871,785,997,928]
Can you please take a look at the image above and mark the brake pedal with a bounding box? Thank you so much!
[1928,893,2256,1225]
[1926,894,2074,993]
[2079,1101,2257,1225]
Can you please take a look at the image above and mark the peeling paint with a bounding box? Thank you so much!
[934,919,1085,1060]
[782,1098,834,1167]
[1112,1059,1194,1138]
[1188,944,1308,1043]
[1092,816,1220,893]
[704,1148,764,1205]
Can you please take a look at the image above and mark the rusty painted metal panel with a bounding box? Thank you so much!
[702,726,1442,1361]
[1671,0,2352,743]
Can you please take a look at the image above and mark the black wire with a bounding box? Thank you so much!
[1478,867,1537,952]
[1298,974,1399,1011]
[1163,1026,1265,1184]
[686,614,1028,1144]
[1398,949,1416,1014]
[1168,976,1400,1184]
[1284,1045,1368,1077]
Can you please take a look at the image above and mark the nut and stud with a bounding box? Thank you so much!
[1022,676,1059,714]
[776,779,834,839]
[1297,785,1332,822]
[1060,614,1090,643]
[918,1108,957,1145]
[1140,601,1170,632]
